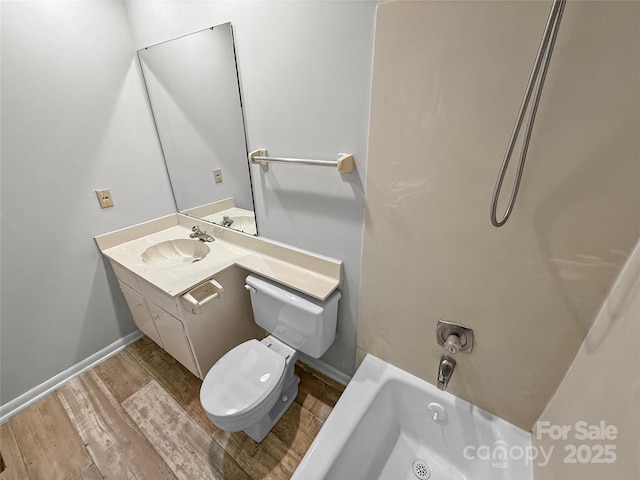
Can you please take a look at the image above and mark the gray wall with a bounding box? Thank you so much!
[1,0,377,406]
[124,0,378,375]
[1,1,175,404]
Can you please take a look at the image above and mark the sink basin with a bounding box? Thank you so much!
[141,239,210,267]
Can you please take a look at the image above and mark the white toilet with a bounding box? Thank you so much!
[200,274,341,442]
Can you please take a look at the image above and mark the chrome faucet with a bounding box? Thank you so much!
[190,225,215,242]
[220,215,234,227]
[437,356,456,391]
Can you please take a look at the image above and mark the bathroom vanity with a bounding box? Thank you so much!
[96,213,341,379]
[111,261,259,378]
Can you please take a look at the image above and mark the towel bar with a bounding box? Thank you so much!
[249,149,355,174]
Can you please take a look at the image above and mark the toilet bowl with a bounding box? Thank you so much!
[200,274,341,442]
[200,336,299,440]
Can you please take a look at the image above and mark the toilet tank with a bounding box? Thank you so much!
[245,274,341,358]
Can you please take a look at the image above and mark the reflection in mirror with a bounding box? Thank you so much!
[138,23,257,235]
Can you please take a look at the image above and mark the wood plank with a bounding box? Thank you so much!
[124,338,342,478]
[127,337,215,435]
[295,364,343,422]
[210,391,325,479]
[123,380,250,480]
[9,393,92,480]
[78,464,103,480]
[2,338,343,480]
[92,347,153,403]
[56,370,176,480]
[129,338,311,478]
[271,401,324,460]
[0,421,29,480]
[297,361,346,393]
[211,429,295,480]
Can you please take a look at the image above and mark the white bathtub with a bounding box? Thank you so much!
[292,354,532,480]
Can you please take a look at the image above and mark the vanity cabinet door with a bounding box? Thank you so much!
[119,281,164,348]
[148,303,201,378]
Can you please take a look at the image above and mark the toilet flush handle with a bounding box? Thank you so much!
[245,284,257,294]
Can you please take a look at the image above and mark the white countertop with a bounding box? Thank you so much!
[96,215,341,300]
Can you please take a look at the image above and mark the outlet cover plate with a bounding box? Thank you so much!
[95,189,114,209]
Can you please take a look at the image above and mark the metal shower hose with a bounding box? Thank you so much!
[490,0,566,227]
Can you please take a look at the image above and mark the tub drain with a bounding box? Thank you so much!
[412,459,431,479]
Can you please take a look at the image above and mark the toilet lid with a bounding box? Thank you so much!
[201,339,286,418]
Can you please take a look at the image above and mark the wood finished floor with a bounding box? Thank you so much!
[0,336,345,480]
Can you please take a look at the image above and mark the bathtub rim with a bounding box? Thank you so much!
[292,353,533,480]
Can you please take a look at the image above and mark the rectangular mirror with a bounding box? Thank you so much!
[138,23,257,235]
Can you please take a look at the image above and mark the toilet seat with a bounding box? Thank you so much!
[200,339,286,431]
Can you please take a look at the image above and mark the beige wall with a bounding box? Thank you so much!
[532,239,639,479]
[358,1,639,430]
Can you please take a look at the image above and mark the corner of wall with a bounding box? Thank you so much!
[532,238,640,479]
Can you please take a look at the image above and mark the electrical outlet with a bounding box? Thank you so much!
[95,189,114,209]
[214,169,223,183]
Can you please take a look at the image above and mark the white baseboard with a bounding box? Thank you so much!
[0,330,144,424]
[299,354,352,386]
